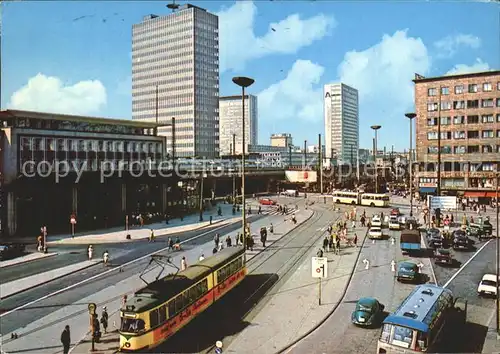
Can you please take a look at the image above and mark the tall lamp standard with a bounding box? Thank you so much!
[405,113,417,217]
[370,125,382,193]
[232,76,255,263]
[496,172,499,335]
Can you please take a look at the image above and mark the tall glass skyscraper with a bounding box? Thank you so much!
[132,4,220,158]
[323,83,359,164]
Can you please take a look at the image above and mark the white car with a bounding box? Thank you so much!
[389,216,400,230]
[369,226,383,239]
[371,215,382,227]
[478,274,498,296]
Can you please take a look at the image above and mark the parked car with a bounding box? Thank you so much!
[371,215,382,227]
[388,216,400,230]
[405,217,419,230]
[351,297,385,327]
[259,198,277,206]
[396,261,419,283]
[434,248,454,266]
[0,243,26,261]
[426,228,441,239]
[477,274,498,296]
[452,230,471,250]
[368,226,384,239]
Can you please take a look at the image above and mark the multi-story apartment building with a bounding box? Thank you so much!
[270,133,293,148]
[219,95,258,156]
[324,83,359,164]
[132,5,219,158]
[413,70,500,197]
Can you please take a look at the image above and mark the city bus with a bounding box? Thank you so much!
[119,246,246,352]
[377,284,467,353]
[360,193,390,207]
[332,191,360,205]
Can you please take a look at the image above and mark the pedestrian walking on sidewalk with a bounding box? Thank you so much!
[323,236,329,252]
[329,237,334,252]
[121,295,128,309]
[226,235,232,248]
[336,238,341,255]
[87,245,93,260]
[101,306,109,334]
[354,233,358,248]
[168,237,173,250]
[181,256,187,271]
[61,325,71,354]
[317,248,324,257]
[214,233,220,248]
[149,229,155,242]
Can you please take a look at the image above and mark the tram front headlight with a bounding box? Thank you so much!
[124,342,131,348]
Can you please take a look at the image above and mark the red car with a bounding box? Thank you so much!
[259,198,277,206]
[391,208,400,216]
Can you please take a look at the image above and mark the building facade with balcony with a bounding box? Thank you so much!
[0,110,202,238]
[413,70,500,197]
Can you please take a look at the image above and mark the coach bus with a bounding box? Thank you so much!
[119,246,246,352]
[377,284,466,353]
[332,191,360,205]
[360,193,390,207]
[332,191,390,207]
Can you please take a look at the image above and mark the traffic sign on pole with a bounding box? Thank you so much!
[312,257,328,278]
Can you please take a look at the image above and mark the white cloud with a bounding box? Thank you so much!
[434,34,481,58]
[445,58,490,75]
[8,73,107,115]
[258,60,324,122]
[217,1,335,72]
[338,30,431,113]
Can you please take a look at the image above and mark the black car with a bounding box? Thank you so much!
[0,243,26,261]
[426,228,440,238]
[428,233,443,249]
[434,248,454,266]
[452,230,470,250]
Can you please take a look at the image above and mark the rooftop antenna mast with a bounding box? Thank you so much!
[167,0,180,12]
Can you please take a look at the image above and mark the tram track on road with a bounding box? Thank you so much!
[189,203,340,354]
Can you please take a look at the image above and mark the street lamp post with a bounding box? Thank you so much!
[405,113,417,217]
[496,173,499,335]
[232,76,255,263]
[370,125,382,193]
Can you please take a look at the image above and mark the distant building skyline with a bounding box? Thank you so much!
[219,94,258,155]
[323,83,359,164]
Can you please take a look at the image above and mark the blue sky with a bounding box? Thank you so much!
[1,0,498,150]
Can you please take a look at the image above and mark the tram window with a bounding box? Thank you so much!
[121,318,145,333]
[150,309,160,328]
[200,279,208,294]
[168,301,176,317]
[175,294,185,313]
[158,305,167,324]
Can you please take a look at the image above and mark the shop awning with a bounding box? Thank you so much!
[486,191,499,198]
[419,187,436,193]
[464,191,487,198]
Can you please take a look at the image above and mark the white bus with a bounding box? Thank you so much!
[332,191,360,205]
[360,193,390,207]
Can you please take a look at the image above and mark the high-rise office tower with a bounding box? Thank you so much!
[323,83,359,163]
[218,95,258,156]
[132,4,220,158]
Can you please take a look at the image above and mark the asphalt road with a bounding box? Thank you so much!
[286,206,436,354]
[157,202,340,353]
[439,240,496,353]
[0,219,264,284]
[0,212,279,335]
